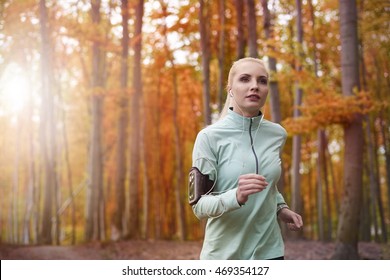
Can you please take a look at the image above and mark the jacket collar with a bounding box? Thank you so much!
[225,108,263,131]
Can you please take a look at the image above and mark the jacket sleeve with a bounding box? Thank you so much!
[191,130,241,220]
[276,126,288,206]
[276,189,287,205]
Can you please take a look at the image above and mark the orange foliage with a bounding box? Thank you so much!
[282,91,387,134]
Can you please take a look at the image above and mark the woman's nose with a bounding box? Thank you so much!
[250,81,259,91]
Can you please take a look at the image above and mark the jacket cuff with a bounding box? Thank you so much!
[220,188,241,211]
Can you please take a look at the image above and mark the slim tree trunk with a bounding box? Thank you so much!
[12,118,21,244]
[364,116,379,241]
[199,0,211,125]
[23,75,36,244]
[113,0,129,241]
[317,130,325,240]
[58,88,76,244]
[128,0,144,238]
[153,69,163,240]
[39,0,57,245]
[86,0,105,242]
[291,0,304,239]
[172,68,186,240]
[246,0,258,57]
[217,0,226,113]
[140,120,149,239]
[234,0,245,59]
[332,0,363,259]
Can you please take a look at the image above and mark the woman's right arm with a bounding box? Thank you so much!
[191,131,241,219]
[192,188,241,219]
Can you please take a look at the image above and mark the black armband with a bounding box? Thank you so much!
[188,167,215,206]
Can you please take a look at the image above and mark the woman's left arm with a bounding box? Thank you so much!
[278,208,303,231]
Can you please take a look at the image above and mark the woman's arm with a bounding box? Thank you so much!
[192,188,241,219]
[191,131,241,219]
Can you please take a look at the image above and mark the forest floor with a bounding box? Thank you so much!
[1,239,389,260]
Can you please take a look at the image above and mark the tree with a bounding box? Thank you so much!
[85,0,106,242]
[291,0,304,237]
[39,0,58,245]
[332,0,364,259]
[113,0,129,241]
[128,0,144,238]
[246,0,258,57]
[234,0,246,59]
[198,0,211,125]
[217,0,226,112]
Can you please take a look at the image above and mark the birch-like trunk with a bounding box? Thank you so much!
[332,0,363,259]
[127,0,144,238]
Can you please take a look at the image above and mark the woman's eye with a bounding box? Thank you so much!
[259,78,268,85]
[239,76,250,82]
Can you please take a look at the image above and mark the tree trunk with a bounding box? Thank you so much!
[234,0,245,59]
[113,0,129,241]
[332,0,363,259]
[199,0,211,125]
[364,118,380,241]
[246,0,258,58]
[12,118,21,244]
[39,0,57,245]
[85,0,105,242]
[23,77,37,244]
[172,68,186,240]
[58,88,76,245]
[153,68,163,240]
[291,0,304,239]
[140,121,149,239]
[217,0,226,113]
[127,0,144,238]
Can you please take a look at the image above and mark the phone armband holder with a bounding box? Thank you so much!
[188,167,215,206]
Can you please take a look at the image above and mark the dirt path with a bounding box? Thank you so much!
[0,240,387,260]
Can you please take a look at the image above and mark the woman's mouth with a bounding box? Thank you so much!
[246,95,260,101]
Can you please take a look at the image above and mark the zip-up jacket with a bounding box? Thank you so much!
[192,109,287,259]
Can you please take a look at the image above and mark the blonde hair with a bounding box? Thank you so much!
[219,57,268,119]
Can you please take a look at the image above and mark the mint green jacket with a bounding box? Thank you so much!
[192,109,287,260]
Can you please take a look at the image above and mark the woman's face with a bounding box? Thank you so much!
[229,60,269,118]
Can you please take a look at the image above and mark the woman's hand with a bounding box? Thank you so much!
[278,208,303,231]
[236,173,268,205]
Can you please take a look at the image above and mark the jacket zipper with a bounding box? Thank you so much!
[249,118,259,174]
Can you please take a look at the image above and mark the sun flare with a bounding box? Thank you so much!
[0,63,30,115]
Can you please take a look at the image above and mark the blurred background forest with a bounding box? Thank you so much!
[0,0,389,259]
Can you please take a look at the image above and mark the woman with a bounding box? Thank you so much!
[190,57,303,260]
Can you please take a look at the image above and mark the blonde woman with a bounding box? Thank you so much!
[190,57,303,260]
